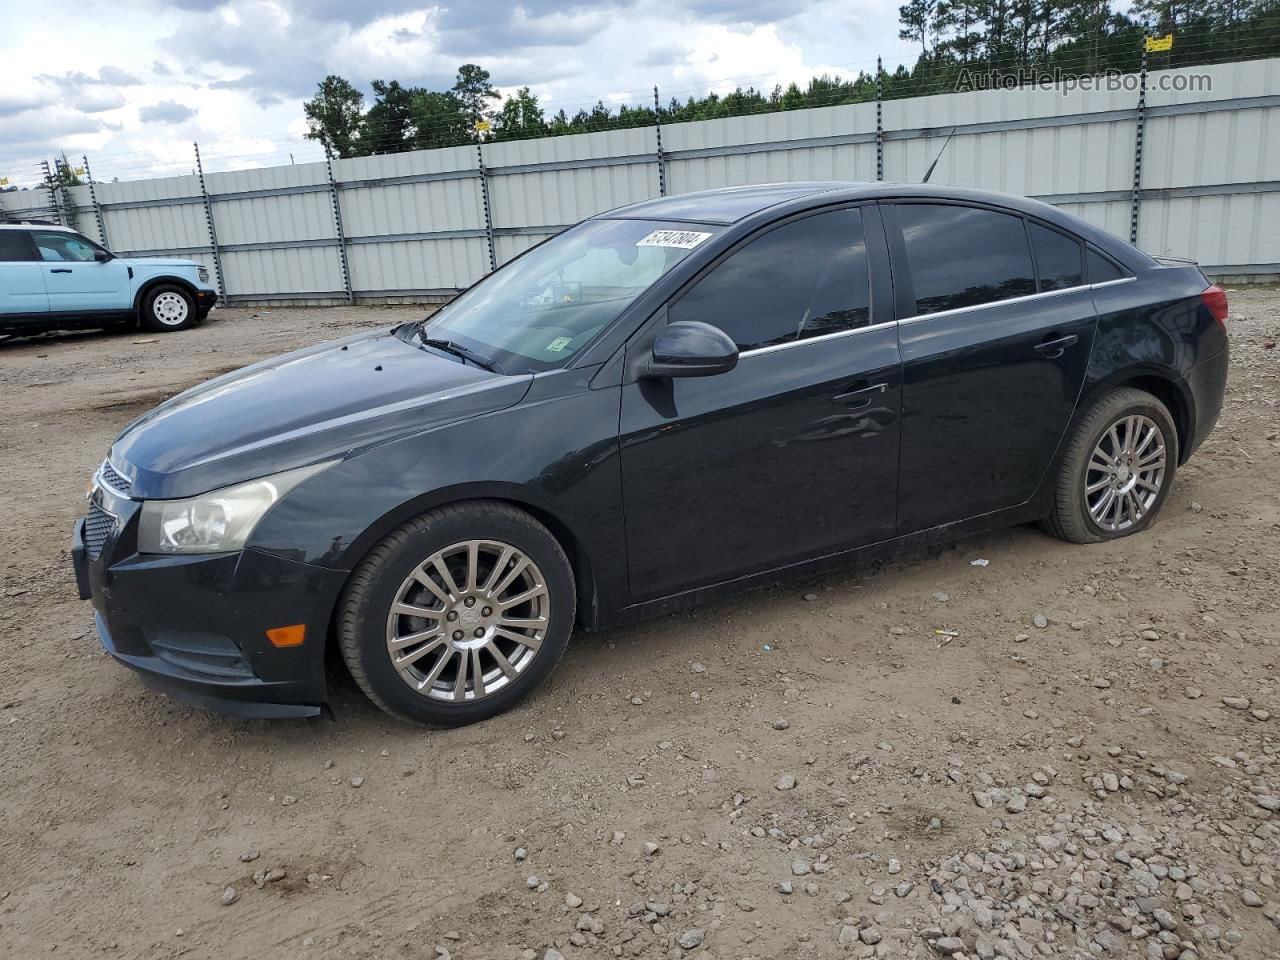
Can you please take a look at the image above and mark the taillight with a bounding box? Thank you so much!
[1201,284,1228,328]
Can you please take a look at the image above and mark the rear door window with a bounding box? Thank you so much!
[896,204,1036,316]
[0,231,36,261]
[668,207,871,352]
[1028,222,1084,291]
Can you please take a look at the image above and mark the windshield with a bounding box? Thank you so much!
[415,218,720,374]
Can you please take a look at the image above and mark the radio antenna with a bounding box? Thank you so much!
[922,126,958,183]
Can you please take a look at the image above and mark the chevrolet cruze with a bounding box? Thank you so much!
[72,182,1229,725]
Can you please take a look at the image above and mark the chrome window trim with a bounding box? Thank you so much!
[734,276,1137,355]
[899,276,1135,326]
[739,320,885,358]
[1089,276,1138,291]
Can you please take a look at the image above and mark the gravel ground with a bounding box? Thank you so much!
[0,296,1277,960]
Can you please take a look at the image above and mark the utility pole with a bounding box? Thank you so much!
[83,154,109,248]
[654,85,667,197]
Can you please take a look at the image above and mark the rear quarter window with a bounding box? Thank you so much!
[1087,247,1130,284]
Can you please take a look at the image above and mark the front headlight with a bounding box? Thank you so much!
[198,266,210,283]
[137,462,334,555]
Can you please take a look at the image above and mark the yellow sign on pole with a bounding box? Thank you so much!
[0,176,9,186]
[473,120,491,133]
[1145,34,1174,53]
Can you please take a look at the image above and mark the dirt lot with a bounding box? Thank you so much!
[1,298,1277,960]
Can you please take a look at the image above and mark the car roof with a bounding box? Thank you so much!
[597,182,849,225]
[0,222,75,231]
[591,180,1146,265]
[594,181,1075,227]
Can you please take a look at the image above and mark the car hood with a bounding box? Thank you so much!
[120,257,200,270]
[111,329,533,499]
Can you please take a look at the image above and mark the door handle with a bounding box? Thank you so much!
[50,268,73,274]
[1034,334,1078,358]
[833,382,888,408]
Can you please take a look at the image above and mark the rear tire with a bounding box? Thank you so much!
[1043,387,1178,544]
[140,284,197,332]
[338,501,575,726]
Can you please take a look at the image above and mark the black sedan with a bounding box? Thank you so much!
[72,182,1230,725]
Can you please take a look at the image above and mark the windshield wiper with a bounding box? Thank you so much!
[419,336,505,375]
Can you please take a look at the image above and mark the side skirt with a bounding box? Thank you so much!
[596,498,1048,630]
[0,309,135,334]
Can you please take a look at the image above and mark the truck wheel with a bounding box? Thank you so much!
[140,284,197,332]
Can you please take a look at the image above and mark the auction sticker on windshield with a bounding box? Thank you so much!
[636,230,713,249]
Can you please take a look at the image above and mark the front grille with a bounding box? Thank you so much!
[83,504,116,560]
[98,460,131,495]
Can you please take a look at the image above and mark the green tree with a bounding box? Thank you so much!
[451,64,500,136]
[300,4,1280,156]
[492,87,547,141]
[900,0,939,56]
[302,75,365,158]
[409,90,471,148]
[363,80,417,154]
[54,151,84,186]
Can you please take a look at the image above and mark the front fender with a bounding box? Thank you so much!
[131,273,201,312]
[247,367,629,619]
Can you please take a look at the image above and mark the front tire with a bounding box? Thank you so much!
[1043,387,1178,544]
[140,284,197,332]
[338,502,575,726]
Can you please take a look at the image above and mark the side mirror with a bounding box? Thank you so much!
[93,250,112,263]
[646,321,739,378]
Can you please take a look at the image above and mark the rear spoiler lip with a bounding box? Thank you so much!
[1151,255,1210,285]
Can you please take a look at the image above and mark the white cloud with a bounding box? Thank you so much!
[139,100,198,123]
[0,0,912,188]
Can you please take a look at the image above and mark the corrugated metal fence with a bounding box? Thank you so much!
[3,58,1278,303]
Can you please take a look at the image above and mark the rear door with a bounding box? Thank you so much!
[884,202,1098,532]
[619,204,901,602]
[0,231,48,317]
[31,230,132,314]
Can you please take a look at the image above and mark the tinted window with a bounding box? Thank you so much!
[1029,222,1083,291]
[897,204,1035,315]
[669,208,870,352]
[31,230,99,262]
[0,232,34,262]
[1087,247,1128,284]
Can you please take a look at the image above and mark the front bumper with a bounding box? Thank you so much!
[72,513,347,719]
[194,289,218,318]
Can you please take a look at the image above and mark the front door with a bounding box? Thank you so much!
[0,231,48,317]
[884,202,1098,533]
[619,205,901,603]
[31,230,131,314]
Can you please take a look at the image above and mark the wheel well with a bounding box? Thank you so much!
[332,494,601,634]
[1115,374,1190,463]
[502,499,599,631]
[133,276,198,314]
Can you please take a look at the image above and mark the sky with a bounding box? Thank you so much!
[0,0,915,188]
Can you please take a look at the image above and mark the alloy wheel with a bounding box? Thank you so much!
[1084,414,1166,532]
[384,539,549,702]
